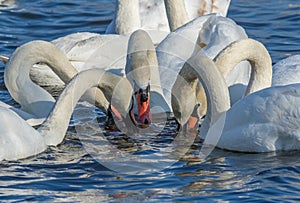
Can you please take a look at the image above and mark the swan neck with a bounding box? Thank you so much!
[38,69,122,146]
[164,0,189,31]
[214,39,272,95]
[188,53,230,135]
[115,0,140,34]
[4,41,78,117]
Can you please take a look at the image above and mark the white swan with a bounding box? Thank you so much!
[157,14,249,116]
[174,40,300,152]
[0,68,133,161]
[3,40,108,126]
[172,38,272,129]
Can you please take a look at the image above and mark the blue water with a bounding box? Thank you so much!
[0,0,300,202]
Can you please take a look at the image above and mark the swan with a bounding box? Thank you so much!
[173,50,300,152]
[3,29,160,125]
[3,40,109,126]
[172,38,272,130]
[124,29,170,123]
[173,41,300,152]
[0,68,133,161]
[157,14,249,116]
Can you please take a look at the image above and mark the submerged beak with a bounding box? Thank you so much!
[109,104,122,120]
[135,86,151,125]
[187,103,200,132]
[109,85,152,127]
[177,103,200,134]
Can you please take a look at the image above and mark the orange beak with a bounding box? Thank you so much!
[187,103,200,132]
[135,91,151,125]
[188,115,198,129]
[110,105,122,120]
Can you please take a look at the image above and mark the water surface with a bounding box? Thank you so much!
[0,0,299,202]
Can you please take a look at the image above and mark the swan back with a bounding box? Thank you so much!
[215,84,300,152]
[272,55,300,86]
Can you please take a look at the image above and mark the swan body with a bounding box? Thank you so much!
[0,68,133,161]
[213,84,300,152]
[272,55,300,86]
[0,101,44,126]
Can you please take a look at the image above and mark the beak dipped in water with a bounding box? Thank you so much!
[134,85,151,125]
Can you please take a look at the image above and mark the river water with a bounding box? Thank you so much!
[0,0,299,202]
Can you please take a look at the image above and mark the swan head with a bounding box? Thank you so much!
[172,62,200,132]
[126,29,155,125]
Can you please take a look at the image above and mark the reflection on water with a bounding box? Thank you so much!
[0,0,17,10]
[0,0,299,201]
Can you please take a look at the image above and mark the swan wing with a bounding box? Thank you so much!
[212,84,300,152]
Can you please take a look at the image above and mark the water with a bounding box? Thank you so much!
[0,0,300,202]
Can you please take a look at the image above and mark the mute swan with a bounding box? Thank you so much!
[3,40,109,126]
[3,30,159,125]
[0,68,133,161]
[174,50,300,152]
[172,38,272,129]
[124,29,170,123]
[157,14,249,116]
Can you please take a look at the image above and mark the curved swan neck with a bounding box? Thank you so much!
[5,40,108,116]
[115,0,141,34]
[4,40,77,117]
[38,69,132,146]
[164,0,189,31]
[173,52,230,133]
[125,30,163,94]
[125,30,151,90]
[214,39,272,95]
